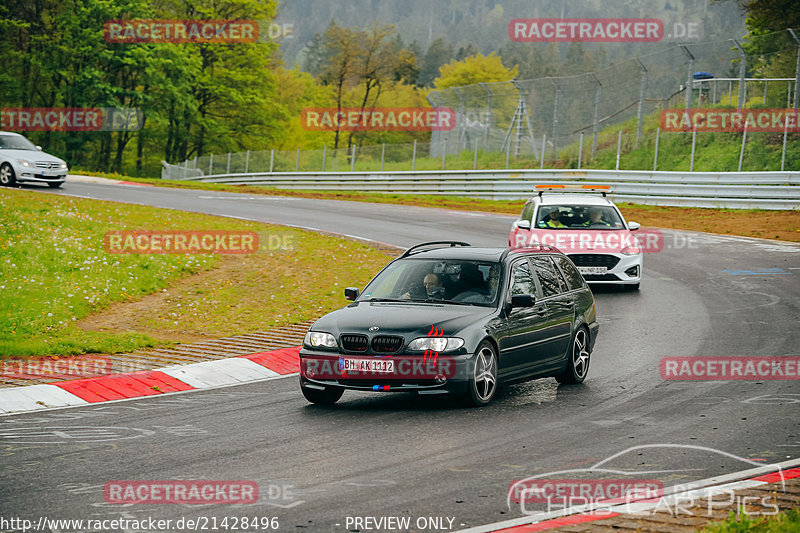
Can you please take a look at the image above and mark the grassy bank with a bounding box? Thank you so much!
[0,188,392,357]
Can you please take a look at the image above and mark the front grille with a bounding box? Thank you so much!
[35,161,61,169]
[340,334,368,352]
[371,335,404,353]
[568,254,620,269]
[582,274,621,281]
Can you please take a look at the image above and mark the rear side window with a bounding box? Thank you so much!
[530,256,565,297]
[510,261,536,297]
[553,256,585,291]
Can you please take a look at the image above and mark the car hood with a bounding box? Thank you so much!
[0,149,65,164]
[311,301,496,337]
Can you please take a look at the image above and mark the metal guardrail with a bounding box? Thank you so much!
[160,164,800,210]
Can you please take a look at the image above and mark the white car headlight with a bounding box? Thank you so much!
[59,162,68,169]
[304,331,337,349]
[17,159,32,168]
[408,337,464,352]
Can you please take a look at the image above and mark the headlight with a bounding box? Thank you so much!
[59,162,68,169]
[408,337,464,352]
[17,159,31,168]
[303,331,337,349]
[620,244,641,255]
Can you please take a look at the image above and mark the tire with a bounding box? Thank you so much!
[460,340,498,407]
[0,163,16,187]
[47,181,63,188]
[555,327,590,385]
[300,380,344,405]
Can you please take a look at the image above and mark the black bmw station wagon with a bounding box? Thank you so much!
[299,242,599,407]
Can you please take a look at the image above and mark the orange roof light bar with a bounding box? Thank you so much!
[536,184,611,197]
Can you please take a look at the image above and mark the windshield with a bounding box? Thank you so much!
[358,258,502,307]
[0,135,38,151]
[536,205,625,230]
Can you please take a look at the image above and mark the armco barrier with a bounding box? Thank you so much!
[160,165,800,210]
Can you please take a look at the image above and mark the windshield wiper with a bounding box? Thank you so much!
[365,297,406,303]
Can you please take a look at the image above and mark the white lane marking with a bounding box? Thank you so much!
[458,457,800,533]
[0,385,88,414]
[197,195,300,200]
[160,358,279,388]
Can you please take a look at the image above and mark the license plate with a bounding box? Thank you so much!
[38,171,58,177]
[578,266,607,275]
[339,358,395,373]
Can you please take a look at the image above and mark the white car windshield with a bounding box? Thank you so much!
[0,135,38,151]
[537,205,625,230]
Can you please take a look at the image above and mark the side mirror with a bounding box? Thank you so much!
[628,221,640,231]
[510,294,535,308]
[514,219,531,230]
[344,287,359,301]
[36,145,43,151]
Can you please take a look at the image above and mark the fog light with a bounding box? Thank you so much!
[625,265,639,277]
[306,367,316,378]
[434,374,447,384]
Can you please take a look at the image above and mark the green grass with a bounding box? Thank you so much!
[703,508,800,532]
[0,188,392,357]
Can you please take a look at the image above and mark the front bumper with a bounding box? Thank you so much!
[299,348,471,395]
[568,252,642,285]
[16,169,68,185]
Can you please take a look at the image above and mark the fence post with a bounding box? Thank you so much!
[738,120,748,172]
[412,140,417,171]
[351,144,356,171]
[442,139,447,170]
[577,132,584,169]
[193,155,198,169]
[540,134,546,169]
[680,45,695,112]
[782,114,789,171]
[473,139,479,170]
[245,150,250,173]
[788,29,800,109]
[591,75,602,159]
[226,152,231,174]
[763,80,769,105]
[381,143,385,172]
[209,153,213,175]
[505,138,511,169]
[615,130,623,170]
[635,59,647,146]
[690,126,697,172]
[550,79,560,155]
[269,149,274,173]
[295,148,300,172]
[653,127,660,171]
[322,145,327,172]
[732,39,746,109]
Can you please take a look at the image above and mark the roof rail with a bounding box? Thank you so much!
[400,241,471,258]
[536,184,610,198]
[501,244,560,261]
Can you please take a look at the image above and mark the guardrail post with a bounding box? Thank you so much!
[615,130,623,170]
[690,126,697,172]
[244,150,250,173]
[412,140,417,171]
[577,132,584,170]
[738,120,748,172]
[322,145,327,172]
[209,153,213,175]
[442,139,447,170]
[296,147,300,172]
[226,152,231,174]
[540,134,546,169]
[653,127,660,171]
[381,143,385,172]
[351,144,356,171]
[269,149,274,173]
[473,139,479,170]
